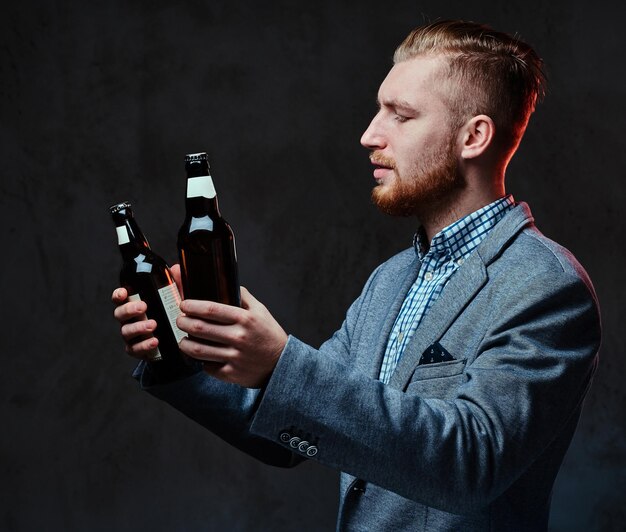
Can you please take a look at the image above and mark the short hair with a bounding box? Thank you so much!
[394,20,546,156]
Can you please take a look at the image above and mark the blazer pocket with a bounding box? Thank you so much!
[412,358,467,380]
[405,359,467,398]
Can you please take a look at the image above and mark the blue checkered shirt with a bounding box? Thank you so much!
[378,195,515,384]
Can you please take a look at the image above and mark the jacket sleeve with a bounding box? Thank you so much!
[247,269,601,512]
[134,363,301,467]
[131,263,385,468]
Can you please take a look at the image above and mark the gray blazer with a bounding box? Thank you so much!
[140,203,601,531]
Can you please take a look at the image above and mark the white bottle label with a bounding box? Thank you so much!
[127,293,162,361]
[187,175,216,199]
[116,225,130,245]
[157,283,187,343]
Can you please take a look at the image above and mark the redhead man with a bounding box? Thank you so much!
[113,20,600,531]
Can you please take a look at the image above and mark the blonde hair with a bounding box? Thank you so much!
[395,20,546,155]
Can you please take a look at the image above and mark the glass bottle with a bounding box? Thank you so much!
[177,153,241,306]
[110,201,195,381]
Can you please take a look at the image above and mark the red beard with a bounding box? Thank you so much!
[370,137,463,217]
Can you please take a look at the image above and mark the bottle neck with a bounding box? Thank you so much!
[185,165,221,217]
[117,217,150,260]
[185,195,221,217]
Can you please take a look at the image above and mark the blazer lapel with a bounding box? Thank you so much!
[388,253,487,389]
[356,253,422,379]
[387,202,535,390]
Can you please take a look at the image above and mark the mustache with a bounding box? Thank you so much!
[369,151,396,169]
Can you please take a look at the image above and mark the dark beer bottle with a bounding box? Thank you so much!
[177,152,241,306]
[110,201,196,381]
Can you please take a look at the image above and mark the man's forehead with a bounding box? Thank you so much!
[378,55,447,103]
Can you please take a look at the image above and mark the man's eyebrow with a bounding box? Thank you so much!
[376,97,417,113]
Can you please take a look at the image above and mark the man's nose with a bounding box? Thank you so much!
[360,113,386,150]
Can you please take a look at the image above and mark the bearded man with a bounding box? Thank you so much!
[113,20,601,531]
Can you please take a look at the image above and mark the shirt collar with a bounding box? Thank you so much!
[413,195,515,261]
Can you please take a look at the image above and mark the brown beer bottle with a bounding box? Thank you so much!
[110,201,196,381]
[177,153,241,306]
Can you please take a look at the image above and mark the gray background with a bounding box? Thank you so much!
[2,1,624,530]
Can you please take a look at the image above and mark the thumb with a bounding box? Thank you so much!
[240,286,258,311]
[170,263,184,298]
[111,287,128,304]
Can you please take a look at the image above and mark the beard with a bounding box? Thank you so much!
[371,137,464,217]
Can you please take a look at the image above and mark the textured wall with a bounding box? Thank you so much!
[1,1,624,530]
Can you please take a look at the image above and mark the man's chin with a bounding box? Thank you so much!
[371,187,417,217]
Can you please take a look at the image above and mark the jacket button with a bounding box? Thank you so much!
[289,436,301,448]
[297,440,310,452]
[306,446,318,457]
[352,479,366,493]
[279,432,291,443]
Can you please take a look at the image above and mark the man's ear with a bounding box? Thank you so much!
[460,115,495,160]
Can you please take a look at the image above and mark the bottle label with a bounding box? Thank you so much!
[187,175,216,199]
[157,283,187,344]
[116,226,130,245]
[127,293,162,361]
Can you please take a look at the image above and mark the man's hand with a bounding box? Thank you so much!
[111,264,185,360]
[177,288,288,389]
[111,287,160,359]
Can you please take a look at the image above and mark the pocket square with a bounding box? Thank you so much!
[419,342,455,365]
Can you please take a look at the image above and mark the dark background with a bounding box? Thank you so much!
[2,1,624,530]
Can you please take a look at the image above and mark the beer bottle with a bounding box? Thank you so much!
[110,201,195,381]
[177,152,241,306]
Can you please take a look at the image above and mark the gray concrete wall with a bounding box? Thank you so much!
[1,1,624,530]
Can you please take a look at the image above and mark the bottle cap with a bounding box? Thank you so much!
[185,152,209,163]
[109,201,132,215]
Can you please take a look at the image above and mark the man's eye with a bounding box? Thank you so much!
[394,114,409,123]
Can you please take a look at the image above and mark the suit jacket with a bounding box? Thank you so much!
[139,202,601,531]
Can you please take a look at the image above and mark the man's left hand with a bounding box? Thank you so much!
[176,288,288,388]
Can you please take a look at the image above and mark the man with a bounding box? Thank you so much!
[113,20,601,530]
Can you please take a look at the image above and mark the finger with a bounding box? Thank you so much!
[170,264,184,298]
[179,299,242,324]
[176,314,246,346]
[179,337,234,364]
[239,286,254,311]
[112,287,128,304]
[125,335,160,360]
[113,300,148,323]
[121,319,157,343]
[239,286,265,312]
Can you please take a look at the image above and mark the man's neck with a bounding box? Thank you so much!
[418,186,505,242]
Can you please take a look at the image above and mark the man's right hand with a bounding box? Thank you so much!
[111,287,159,360]
[112,264,183,361]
